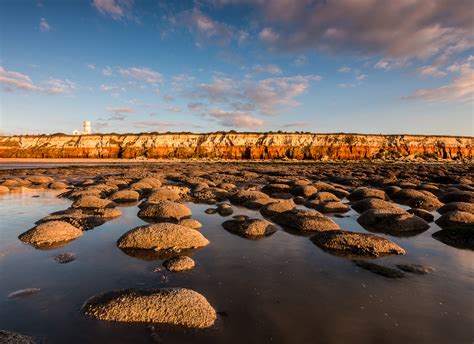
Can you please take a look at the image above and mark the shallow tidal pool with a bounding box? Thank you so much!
[0,190,473,343]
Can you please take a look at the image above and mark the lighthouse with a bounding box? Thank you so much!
[72,120,92,135]
[83,120,91,134]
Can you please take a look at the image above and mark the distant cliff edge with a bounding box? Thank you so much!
[0,133,472,161]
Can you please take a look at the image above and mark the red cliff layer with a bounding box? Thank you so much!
[0,133,472,160]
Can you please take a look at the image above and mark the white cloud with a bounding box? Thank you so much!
[106,106,134,113]
[0,67,75,94]
[39,18,51,32]
[92,0,132,20]
[253,64,282,75]
[259,27,279,44]
[208,108,264,128]
[416,65,447,78]
[102,66,113,76]
[119,67,162,84]
[338,66,351,73]
[404,59,473,102]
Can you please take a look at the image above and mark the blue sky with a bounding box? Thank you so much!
[0,0,473,135]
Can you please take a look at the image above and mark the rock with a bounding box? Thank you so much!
[390,189,426,204]
[217,204,233,216]
[178,218,202,230]
[293,196,306,205]
[138,177,162,189]
[218,182,236,190]
[147,188,181,202]
[351,198,401,213]
[439,191,474,203]
[229,190,269,205]
[205,208,218,214]
[71,195,114,209]
[54,252,76,264]
[310,192,340,204]
[7,288,41,299]
[311,230,405,258]
[36,209,108,230]
[353,260,405,278]
[432,227,474,250]
[137,201,192,222]
[0,185,9,194]
[117,223,209,251]
[259,199,295,218]
[243,197,276,209]
[408,208,434,222]
[357,208,430,235]
[435,211,474,229]
[262,183,291,194]
[110,190,140,203]
[163,256,195,272]
[1,178,30,188]
[407,195,443,211]
[0,330,35,344]
[49,181,68,190]
[347,187,386,201]
[193,188,229,203]
[232,215,249,221]
[396,264,434,274]
[222,219,277,238]
[291,185,318,198]
[27,175,54,184]
[19,221,82,248]
[438,202,474,215]
[383,185,402,196]
[271,209,340,232]
[314,201,350,213]
[83,288,216,328]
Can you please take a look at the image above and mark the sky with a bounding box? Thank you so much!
[0,0,473,136]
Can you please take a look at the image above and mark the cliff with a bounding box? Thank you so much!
[0,133,472,160]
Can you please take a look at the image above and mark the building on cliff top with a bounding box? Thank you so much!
[73,121,91,135]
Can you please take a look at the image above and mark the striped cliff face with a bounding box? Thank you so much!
[0,133,472,160]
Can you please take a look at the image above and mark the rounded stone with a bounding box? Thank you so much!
[311,230,406,258]
[83,288,216,328]
[351,198,401,213]
[407,195,443,211]
[435,211,474,229]
[71,195,114,209]
[314,201,350,213]
[347,187,386,201]
[357,208,430,234]
[439,191,474,203]
[390,189,428,205]
[27,175,54,184]
[49,181,68,190]
[271,209,340,232]
[163,256,195,272]
[408,208,434,222]
[291,185,318,198]
[0,185,9,194]
[19,221,82,248]
[110,190,140,203]
[137,201,192,221]
[178,218,202,230]
[117,223,209,251]
[259,199,295,218]
[222,219,277,238]
[229,190,269,205]
[148,188,181,202]
[437,202,474,215]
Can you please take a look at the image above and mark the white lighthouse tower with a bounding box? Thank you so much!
[72,120,92,135]
[83,120,91,134]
